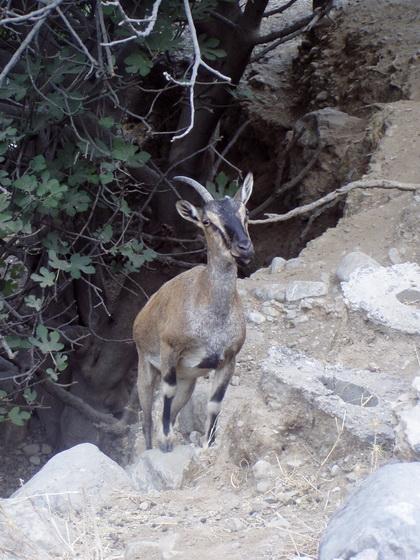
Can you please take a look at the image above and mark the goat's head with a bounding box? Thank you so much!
[174,173,254,265]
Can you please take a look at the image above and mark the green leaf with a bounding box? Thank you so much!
[69,254,95,279]
[99,116,115,129]
[29,325,64,353]
[62,190,91,216]
[30,155,47,172]
[199,35,227,61]
[23,388,37,404]
[31,267,56,288]
[24,295,44,311]
[48,250,71,272]
[8,406,31,426]
[111,138,138,162]
[14,175,37,193]
[97,224,113,243]
[5,336,32,350]
[124,52,152,76]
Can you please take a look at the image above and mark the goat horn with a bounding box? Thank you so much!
[173,176,214,202]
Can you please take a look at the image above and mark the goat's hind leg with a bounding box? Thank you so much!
[158,342,179,453]
[205,359,235,447]
[137,351,158,450]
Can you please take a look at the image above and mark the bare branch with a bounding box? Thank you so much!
[250,131,320,217]
[42,378,129,435]
[253,11,315,45]
[167,0,231,142]
[251,6,325,62]
[212,120,250,177]
[263,0,300,17]
[0,0,64,27]
[249,180,420,225]
[56,7,99,71]
[0,18,45,88]
[100,0,163,47]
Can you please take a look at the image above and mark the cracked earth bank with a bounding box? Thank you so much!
[2,1,420,559]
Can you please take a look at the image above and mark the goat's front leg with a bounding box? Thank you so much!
[158,342,178,453]
[205,359,235,447]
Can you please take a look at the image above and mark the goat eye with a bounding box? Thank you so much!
[202,218,210,226]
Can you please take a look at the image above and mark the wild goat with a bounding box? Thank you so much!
[133,173,254,452]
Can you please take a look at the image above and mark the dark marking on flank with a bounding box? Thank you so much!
[162,395,173,436]
[164,367,177,386]
[211,378,230,403]
[198,353,221,369]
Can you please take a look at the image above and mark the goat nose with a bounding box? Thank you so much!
[237,239,252,251]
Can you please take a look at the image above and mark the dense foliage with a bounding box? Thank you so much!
[0,0,327,436]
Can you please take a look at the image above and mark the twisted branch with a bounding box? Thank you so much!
[249,180,420,225]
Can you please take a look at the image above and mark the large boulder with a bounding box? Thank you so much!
[11,443,135,514]
[128,445,198,492]
[319,463,420,559]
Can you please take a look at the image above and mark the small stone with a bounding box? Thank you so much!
[139,501,150,511]
[316,91,328,102]
[270,257,286,274]
[29,455,41,466]
[412,377,420,397]
[388,248,402,265]
[262,306,280,318]
[336,251,380,282]
[256,479,273,493]
[230,376,240,386]
[398,404,420,453]
[285,258,303,270]
[253,460,275,480]
[189,431,202,445]
[352,550,379,560]
[253,285,285,302]
[227,517,246,532]
[41,444,53,455]
[22,443,41,456]
[286,281,328,302]
[247,311,266,324]
[266,514,290,528]
[330,464,340,476]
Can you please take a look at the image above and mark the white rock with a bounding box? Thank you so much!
[342,263,420,334]
[262,305,280,318]
[128,445,198,492]
[0,497,66,555]
[285,258,303,270]
[388,248,402,265]
[227,517,246,532]
[253,459,275,480]
[253,284,285,302]
[247,311,266,324]
[286,281,328,302]
[336,251,380,282]
[412,377,420,398]
[398,404,420,453]
[12,443,135,514]
[270,257,286,274]
[319,463,420,559]
[177,383,208,436]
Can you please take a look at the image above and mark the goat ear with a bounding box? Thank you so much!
[176,200,203,225]
[234,172,254,205]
